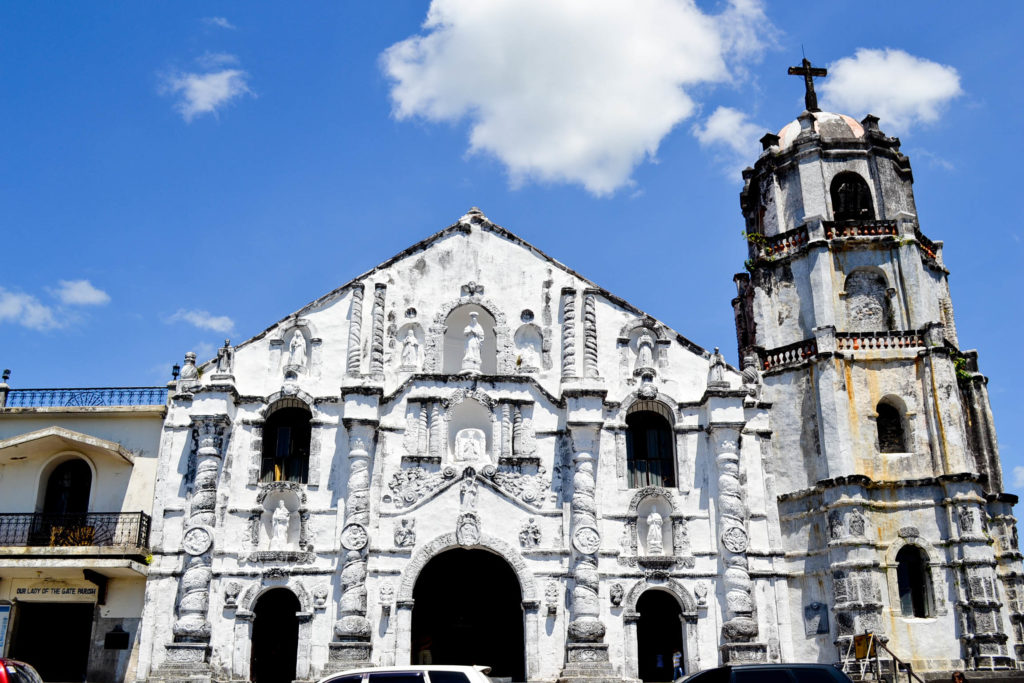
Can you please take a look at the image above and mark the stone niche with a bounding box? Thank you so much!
[443,304,497,375]
[248,482,311,563]
[637,495,672,556]
[446,394,495,464]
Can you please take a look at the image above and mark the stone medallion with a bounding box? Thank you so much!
[721,526,748,554]
[340,523,369,551]
[572,526,601,555]
[182,525,214,555]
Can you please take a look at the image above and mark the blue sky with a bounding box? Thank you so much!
[3,2,1023,490]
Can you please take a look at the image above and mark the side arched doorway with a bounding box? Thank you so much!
[412,548,525,681]
[637,589,684,682]
[250,588,300,683]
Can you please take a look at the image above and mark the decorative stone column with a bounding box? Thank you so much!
[710,425,766,663]
[369,284,387,377]
[163,415,230,672]
[561,422,617,682]
[582,289,599,379]
[347,284,365,377]
[328,420,376,669]
[561,288,578,381]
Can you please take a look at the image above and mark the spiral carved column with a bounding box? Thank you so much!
[711,425,766,663]
[561,288,578,380]
[346,284,365,376]
[561,423,616,679]
[369,284,387,376]
[583,290,599,378]
[328,420,376,668]
[164,415,229,669]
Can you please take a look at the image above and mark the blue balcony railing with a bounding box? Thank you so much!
[3,387,167,408]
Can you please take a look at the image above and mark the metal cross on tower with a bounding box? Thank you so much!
[787,57,827,112]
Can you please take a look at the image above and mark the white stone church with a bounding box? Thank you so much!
[2,79,1019,683]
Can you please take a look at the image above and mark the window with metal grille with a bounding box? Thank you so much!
[260,399,311,483]
[626,401,675,488]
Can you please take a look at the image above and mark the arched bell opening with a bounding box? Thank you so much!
[411,547,525,680]
[250,588,301,683]
[636,588,684,682]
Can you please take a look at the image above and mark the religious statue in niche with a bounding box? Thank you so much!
[394,518,416,547]
[400,330,421,369]
[454,428,486,462]
[270,500,293,550]
[646,510,664,555]
[518,339,539,369]
[634,330,656,375]
[460,312,485,374]
[288,331,307,368]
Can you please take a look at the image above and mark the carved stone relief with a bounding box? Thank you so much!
[519,517,542,547]
[394,518,416,547]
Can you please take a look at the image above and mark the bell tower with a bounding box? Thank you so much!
[731,60,1023,670]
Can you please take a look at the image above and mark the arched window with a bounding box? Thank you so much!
[876,400,906,453]
[43,459,91,515]
[831,172,875,221]
[626,401,675,488]
[261,400,312,484]
[895,545,931,617]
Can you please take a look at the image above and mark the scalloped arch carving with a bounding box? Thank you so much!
[259,390,314,418]
[627,486,679,515]
[618,317,670,341]
[623,578,697,618]
[397,531,537,602]
[239,579,313,614]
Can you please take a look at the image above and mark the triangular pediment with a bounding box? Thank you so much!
[0,426,134,466]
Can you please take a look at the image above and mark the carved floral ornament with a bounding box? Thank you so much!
[721,526,749,554]
[572,526,602,555]
[182,526,214,556]
[341,524,369,551]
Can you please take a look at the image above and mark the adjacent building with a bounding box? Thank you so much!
[0,379,164,682]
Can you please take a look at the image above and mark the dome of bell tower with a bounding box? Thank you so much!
[776,110,865,150]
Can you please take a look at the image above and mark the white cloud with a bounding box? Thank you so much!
[820,48,962,133]
[0,288,59,330]
[162,58,252,122]
[51,279,110,306]
[1012,466,1024,490]
[383,0,771,196]
[203,17,236,30]
[692,106,765,173]
[167,309,235,333]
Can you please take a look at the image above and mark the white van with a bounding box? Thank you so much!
[319,665,493,683]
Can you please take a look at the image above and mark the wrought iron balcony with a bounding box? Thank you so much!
[0,512,151,549]
[2,386,167,408]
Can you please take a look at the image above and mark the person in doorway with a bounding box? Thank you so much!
[672,649,683,681]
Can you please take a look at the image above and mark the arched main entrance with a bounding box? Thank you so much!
[250,588,300,683]
[412,548,525,680]
[637,589,683,682]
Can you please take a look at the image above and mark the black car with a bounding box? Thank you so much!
[684,663,854,683]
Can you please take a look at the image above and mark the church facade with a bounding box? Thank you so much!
[125,100,1024,683]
